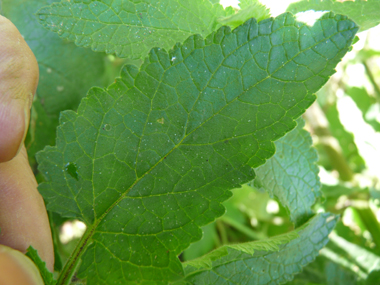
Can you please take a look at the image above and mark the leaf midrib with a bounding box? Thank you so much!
[91,16,349,230]
[59,15,354,284]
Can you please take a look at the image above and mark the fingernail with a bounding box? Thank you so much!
[0,245,44,285]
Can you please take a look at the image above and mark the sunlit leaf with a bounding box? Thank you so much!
[37,13,357,283]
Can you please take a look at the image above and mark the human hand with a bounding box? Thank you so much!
[0,15,54,284]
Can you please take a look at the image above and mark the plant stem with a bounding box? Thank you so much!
[216,220,228,245]
[304,103,354,181]
[220,216,266,240]
[56,227,93,285]
[362,60,380,102]
[352,200,380,249]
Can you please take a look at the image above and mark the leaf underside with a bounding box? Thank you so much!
[37,13,357,284]
[287,0,380,32]
[182,213,338,284]
[254,118,321,227]
[37,0,235,59]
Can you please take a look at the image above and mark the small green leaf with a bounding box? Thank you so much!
[182,213,338,284]
[287,0,380,32]
[254,118,321,227]
[36,0,234,59]
[26,246,56,285]
[37,13,357,283]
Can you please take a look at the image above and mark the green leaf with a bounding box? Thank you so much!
[36,0,235,59]
[2,0,114,164]
[217,0,271,29]
[287,0,380,32]
[182,213,338,284]
[37,13,357,283]
[254,118,321,227]
[26,246,56,285]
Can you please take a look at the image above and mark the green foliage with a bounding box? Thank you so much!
[37,0,235,59]
[254,118,321,227]
[287,0,380,32]
[322,234,380,282]
[35,11,357,284]
[182,213,337,284]
[5,0,380,284]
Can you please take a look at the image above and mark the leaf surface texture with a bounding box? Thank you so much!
[37,0,235,59]
[182,213,337,284]
[254,118,321,226]
[37,13,357,283]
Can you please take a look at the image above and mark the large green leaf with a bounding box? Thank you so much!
[36,0,234,59]
[254,118,321,227]
[37,13,357,284]
[182,213,337,284]
[287,0,380,32]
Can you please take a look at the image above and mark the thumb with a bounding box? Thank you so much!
[0,245,44,285]
[0,15,38,162]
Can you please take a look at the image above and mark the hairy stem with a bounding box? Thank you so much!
[362,60,380,102]
[56,227,93,285]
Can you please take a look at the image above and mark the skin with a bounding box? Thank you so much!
[0,15,54,283]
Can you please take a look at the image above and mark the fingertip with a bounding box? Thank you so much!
[0,147,54,272]
[0,245,44,285]
[0,15,38,162]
